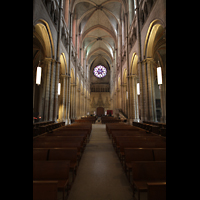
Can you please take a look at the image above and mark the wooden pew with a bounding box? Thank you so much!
[124,148,154,181]
[48,148,78,183]
[33,141,83,160]
[131,161,166,200]
[147,182,166,200]
[33,160,70,200]
[44,131,89,143]
[153,148,166,161]
[118,140,166,162]
[124,148,166,182]
[106,124,143,138]
[33,181,58,200]
[113,134,163,148]
[33,136,86,150]
[33,148,49,160]
[75,119,96,124]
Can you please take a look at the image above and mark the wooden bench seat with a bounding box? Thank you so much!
[33,148,49,160]
[33,181,58,200]
[33,160,70,200]
[33,141,83,159]
[153,148,166,161]
[147,182,166,200]
[116,137,165,163]
[131,161,166,200]
[33,136,86,152]
[48,148,78,183]
[118,140,166,162]
[56,127,91,137]
[75,119,96,124]
[124,148,166,181]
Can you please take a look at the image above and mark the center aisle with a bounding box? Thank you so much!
[67,124,133,200]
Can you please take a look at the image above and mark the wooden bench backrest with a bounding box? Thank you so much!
[132,161,166,181]
[147,182,166,200]
[153,148,166,161]
[48,148,77,162]
[33,136,84,142]
[120,141,166,151]
[33,160,70,180]
[33,141,81,150]
[33,148,49,160]
[45,132,87,136]
[33,181,58,200]
[124,148,154,162]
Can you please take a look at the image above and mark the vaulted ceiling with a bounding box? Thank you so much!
[72,0,126,71]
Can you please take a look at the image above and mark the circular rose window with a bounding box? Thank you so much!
[93,65,107,78]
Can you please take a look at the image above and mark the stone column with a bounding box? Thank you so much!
[43,58,52,121]
[59,75,66,122]
[146,59,157,121]
[77,87,81,118]
[53,61,60,122]
[141,60,148,121]
[49,59,56,121]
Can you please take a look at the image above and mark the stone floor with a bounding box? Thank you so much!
[57,124,148,200]
[66,124,133,200]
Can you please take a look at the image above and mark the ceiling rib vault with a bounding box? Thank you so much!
[72,0,125,71]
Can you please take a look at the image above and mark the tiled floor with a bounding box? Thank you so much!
[66,124,133,200]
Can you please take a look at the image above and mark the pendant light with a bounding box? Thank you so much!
[58,80,61,95]
[157,61,162,85]
[137,83,140,95]
[36,61,42,85]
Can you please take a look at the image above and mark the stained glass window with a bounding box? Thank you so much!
[93,65,107,78]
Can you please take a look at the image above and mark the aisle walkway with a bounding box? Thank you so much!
[67,124,133,200]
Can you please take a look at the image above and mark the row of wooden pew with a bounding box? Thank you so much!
[101,116,122,124]
[33,122,92,200]
[33,121,65,137]
[132,121,166,136]
[106,122,166,200]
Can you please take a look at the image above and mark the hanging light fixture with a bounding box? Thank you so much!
[36,61,42,85]
[137,83,140,95]
[157,61,162,85]
[58,81,61,95]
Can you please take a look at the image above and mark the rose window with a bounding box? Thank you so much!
[93,65,107,78]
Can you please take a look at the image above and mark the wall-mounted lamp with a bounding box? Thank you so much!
[157,61,162,85]
[36,61,42,85]
[137,83,140,95]
[58,82,61,95]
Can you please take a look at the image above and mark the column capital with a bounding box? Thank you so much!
[43,57,53,65]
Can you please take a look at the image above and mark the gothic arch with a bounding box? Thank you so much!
[130,53,138,75]
[33,19,55,59]
[143,19,165,58]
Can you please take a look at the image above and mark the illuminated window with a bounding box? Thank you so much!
[93,65,107,78]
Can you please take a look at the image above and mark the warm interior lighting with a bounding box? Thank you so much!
[58,83,61,95]
[36,66,42,85]
[157,66,162,85]
[137,83,140,95]
[126,91,128,99]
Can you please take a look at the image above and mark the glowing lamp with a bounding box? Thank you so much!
[58,83,61,95]
[157,62,162,85]
[36,66,42,85]
[137,83,140,95]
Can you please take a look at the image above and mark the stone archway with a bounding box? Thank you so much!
[96,107,104,117]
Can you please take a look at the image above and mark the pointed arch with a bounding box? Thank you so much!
[33,19,55,58]
[60,53,67,74]
[143,19,165,58]
[130,53,138,75]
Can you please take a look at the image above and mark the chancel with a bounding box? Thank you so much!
[33,0,166,200]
